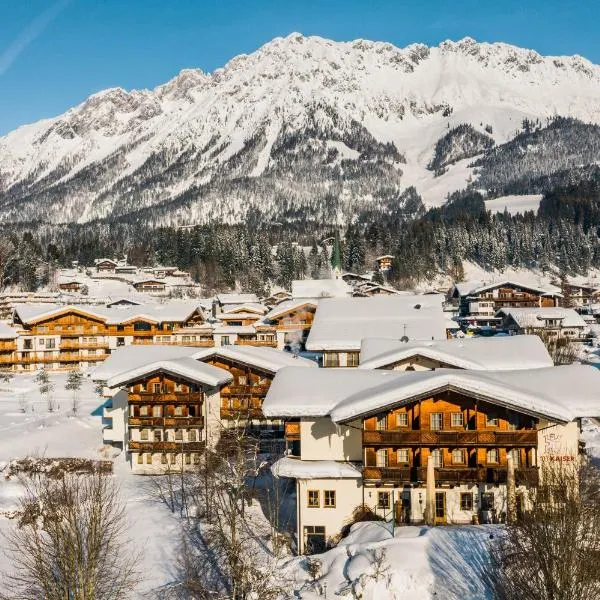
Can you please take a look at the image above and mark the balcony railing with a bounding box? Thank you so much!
[222,385,270,396]
[363,429,538,447]
[128,392,203,403]
[60,341,109,350]
[128,441,206,452]
[220,407,264,419]
[284,421,301,441]
[363,466,539,485]
[235,339,277,347]
[128,416,205,428]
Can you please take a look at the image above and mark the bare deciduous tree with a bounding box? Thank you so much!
[1,473,140,600]
[489,463,600,600]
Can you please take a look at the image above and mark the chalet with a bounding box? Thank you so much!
[58,280,83,293]
[256,300,318,350]
[133,279,166,294]
[264,365,600,553]
[496,307,588,339]
[95,259,118,273]
[216,293,260,312]
[105,356,232,473]
[152,266,178,278]
[115,265,138,275]
[562,280,600,306]
[375,255,394,272]
[218,303,268,327]
[358,335,553,372]
[305,295,446,368]
[0,322,18,370]
[351,282,400,297]
[449,280,563,326]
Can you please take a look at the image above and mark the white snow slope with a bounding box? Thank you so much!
[2,34,600,224]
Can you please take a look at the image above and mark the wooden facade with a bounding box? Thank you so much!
[127,372,206,466]
[362,390,539,485]
[461,284,561,316]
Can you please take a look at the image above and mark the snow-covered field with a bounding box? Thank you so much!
[484,194,543,215]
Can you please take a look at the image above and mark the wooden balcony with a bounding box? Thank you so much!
[0,355,15,364]
[60,341,109,350]
[284,421,301,441]
[363,429,538,447]
[363,466,539,486]
[0,342,16,351]
[220,407,264,420]
[235,339,277,347]
[276,323,312,331]
[128,392,203,403]
[222,385,270,396]
[128,441,206,452]
[128,416,204,428]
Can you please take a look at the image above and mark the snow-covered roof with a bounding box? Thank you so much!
[305,295,447,351]
[358,335,553,371]
[262,367,407,417]
[291,278,352,299]
[497,307,587,328]
[221,303,268,315]
[212,325,257,335]
[0,322,18,339]
[454,279,561,298]
[217,293,259,305]
[330,366,600,424]
[271,457,361,479]
[13,301,204,325]
[91,345,202,381]
[260,299,318,323]
[194,345,317,373]
[107,357,232,389]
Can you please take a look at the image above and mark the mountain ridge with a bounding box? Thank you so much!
[2,33,600,226]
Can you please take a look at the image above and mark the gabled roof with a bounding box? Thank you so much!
[0,322,18,339]
[453,279,562,298]
[271,457,362,479]
[305,294,446,351]
[221,303,268,315]
[217,293,260,305]
[194,345,317,374]
[260,299,318,323]
[330,366,600,424]
[497,307,587,329]
[106,357,232,389]
[358,335,553,371]
[96,258,118,266]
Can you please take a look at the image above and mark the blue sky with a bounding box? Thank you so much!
[0,0,598,134]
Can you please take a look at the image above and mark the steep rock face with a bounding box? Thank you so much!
[2,34,600,225]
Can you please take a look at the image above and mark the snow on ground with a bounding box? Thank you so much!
[484,194,543,215]
[0,372,180,598]
[284,521,498,599]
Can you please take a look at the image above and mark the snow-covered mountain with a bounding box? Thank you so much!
[2,33,600,226]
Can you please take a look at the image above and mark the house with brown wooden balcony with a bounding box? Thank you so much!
[105,356,232,473]
[264,365,600,554]
[255,299,318,351]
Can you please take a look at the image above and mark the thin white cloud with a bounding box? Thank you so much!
[0,0,72,76]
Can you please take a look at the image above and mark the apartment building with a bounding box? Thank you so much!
[264,365,600,554]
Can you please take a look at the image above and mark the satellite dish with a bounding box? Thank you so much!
[400,336,409,343]
[414,304,422,310]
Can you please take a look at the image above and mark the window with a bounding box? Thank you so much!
[451,412,464,428]
[304,526,326,554]
[134,321,152,331]
[146,453,152,464]
[185,454,191,465]
[486,414,500,427]
[141,429,149,441]
[347,352,359,367]
[397,449,409,464]
[152,405,161,417]
[24,339,32,350]
[161,454,167,464]
[508,414,520,431]
[376,449,388,468]
[487,448,499,464]
[238,375,247,386]
[221,336,230,346]
[137,453,143,464]
[396,413,409,428]
[509,448,520,467]
[153,430,161,442]
[153,383,162,394]
[430,413,443,431]
[376,414,387,431]
[139,405,149,416]
[460,493,474,511]
[324,353,340,368]
[307,490,320,507]
[39,338,45,346]
[377,491,390,509]
[451,449,465,464]
[324,490,336,507]
[431,449,443,468]
[117,337,125,346]
[189,430,197,442]
[175,429,183,441]
[174,405,184,417]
